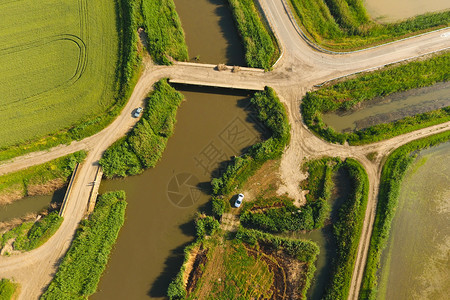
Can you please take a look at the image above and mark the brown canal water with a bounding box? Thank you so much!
[377,142,450,300]
[364,0,449,22]
[280,168,352,299]
[92,86,266,299]
[173,0,245,65]
[0,189,65,222]
[322,82,450,133]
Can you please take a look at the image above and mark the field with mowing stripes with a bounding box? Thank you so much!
[0,0,120,149]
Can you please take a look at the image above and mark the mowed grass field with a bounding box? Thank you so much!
[0,0,119,148]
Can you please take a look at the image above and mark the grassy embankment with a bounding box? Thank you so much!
[167,216,319,299]
[0,151,86,204]
[227,0,279,70]
[41,191,127,299]
[288,0,450,50]
[211,87,290,214]
[99,79,183,177]
[0,0,188,162]
[0,212,63,254]
[240,158,369,299]
[302,52,450,145]
[360,130,450,299]
[141,0,188,64]
[0,279,18,300]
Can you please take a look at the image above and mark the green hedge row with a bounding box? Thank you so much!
[324,158,369,299]
[289,0,450,50]
[41,191,127,300]
[301,52,450,145]
[360,131,450,299]
[0,212,63,252]
[100,79,184,177]
[211,87,290,197]
[141,0,188,64]
[240,197,315,232]
[227,0,278,70]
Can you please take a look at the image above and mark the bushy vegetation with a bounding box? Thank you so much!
[360,131,450,299]
[227,0,279,69]
[141,0,188,64]
[0,0,140,158]
[0,212,63,252]
[100,79,184,177]
[0,279,17,300]
[240,159,338,232]
[41,191,127,300]
[195,215,220,238]
[0,151,86,199]
[301,52,450,145]
[288,0,450,50]
[211,87,290,196]
[240,196,315,232]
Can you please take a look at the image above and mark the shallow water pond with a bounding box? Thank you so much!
[322,82,450,133]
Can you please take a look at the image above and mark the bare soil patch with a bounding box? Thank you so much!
[241,159,282,200]
[185,245,209,294]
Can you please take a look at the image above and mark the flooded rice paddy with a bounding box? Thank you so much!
[364,0,449,22]
[322,82,450,133]
[92,87,265,299]
[377,142,450,300]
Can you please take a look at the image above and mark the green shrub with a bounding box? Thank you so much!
[360,131,450,299]
[12,212,63,251]
[0,279,17,300]
[301,52,450,145]
[195,216,220,238]
[41,191,127,299]
[211,196,228,217]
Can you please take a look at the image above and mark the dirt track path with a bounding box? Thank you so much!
[0,1,449,298]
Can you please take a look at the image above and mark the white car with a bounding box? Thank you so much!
[133,107,143,118]
[234,193,244,208]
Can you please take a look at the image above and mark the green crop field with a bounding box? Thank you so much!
[0,0,120,149]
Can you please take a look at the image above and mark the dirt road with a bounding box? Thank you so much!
[0,1,449,298]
